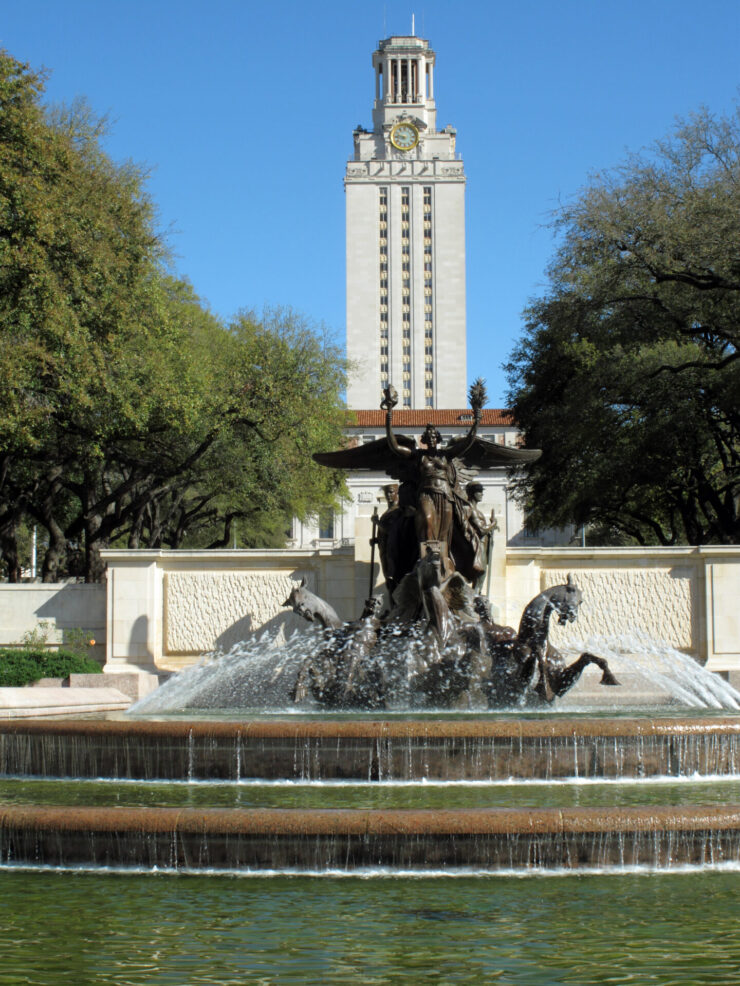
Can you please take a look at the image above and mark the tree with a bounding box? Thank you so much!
[506,106,740,545]
[0,52,348,580]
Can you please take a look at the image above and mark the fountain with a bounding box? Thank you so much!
[0,380,739,881]
[277,380,622,711]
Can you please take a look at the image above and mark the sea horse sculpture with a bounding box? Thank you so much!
[482,576,620,707]
[286,570,619,710]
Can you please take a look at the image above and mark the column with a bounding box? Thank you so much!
[103,553,162,673]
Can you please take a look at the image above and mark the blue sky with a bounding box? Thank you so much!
[2,0,739,406]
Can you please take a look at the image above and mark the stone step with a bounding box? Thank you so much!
[0,687,131,719]
[1,804,739,872]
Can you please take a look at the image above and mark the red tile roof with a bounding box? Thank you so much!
[348,409,515,427]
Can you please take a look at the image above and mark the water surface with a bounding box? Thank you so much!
[0,870,738,984]
[2,776,740,810]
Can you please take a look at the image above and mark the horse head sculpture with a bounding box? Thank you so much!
[546,574,583,626]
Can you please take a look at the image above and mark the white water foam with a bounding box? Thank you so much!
[557,630,740,710]
[129,626,740,714]
[3,861,740,879]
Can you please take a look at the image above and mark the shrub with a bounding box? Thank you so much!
[0,651,44,687]
[0,649,102,687]
[38,651,101,679]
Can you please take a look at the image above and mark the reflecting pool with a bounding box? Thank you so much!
[1,870,738,984]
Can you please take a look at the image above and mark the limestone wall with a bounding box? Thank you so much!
[100,548,357,672]
[504,546,739,671]
[81,543,740,673]
[0,583,106,663]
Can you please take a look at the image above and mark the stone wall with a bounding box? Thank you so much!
[99,548,357,672]
[0,584,106,664]
[0,544,730,675]
[504,546,739,671]
[164,570,314,655]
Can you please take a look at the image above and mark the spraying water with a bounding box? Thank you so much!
[130,625,740,716]
[557,630,740,710]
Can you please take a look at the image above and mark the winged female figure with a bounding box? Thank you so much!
[312,378,541,590]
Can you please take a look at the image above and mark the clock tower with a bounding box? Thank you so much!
[345,35,467,409]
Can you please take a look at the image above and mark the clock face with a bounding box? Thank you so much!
[390,122,419,151]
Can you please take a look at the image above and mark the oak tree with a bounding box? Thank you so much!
[506,107,740,545]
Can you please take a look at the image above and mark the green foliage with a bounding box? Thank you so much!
[0,51,347,581]
[61,628,98,659]
[36,650,101,679]
[0,651,41,686]
[0,648,101,686]
[18,621,52,650]
[506,105,740,545]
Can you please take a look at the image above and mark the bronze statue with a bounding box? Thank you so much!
[463,482,497,592]
[483,576,620,707]
[373,484,401,594]
[290,381,620,710]
[382,389,478,577]
[313,378,540,592]
[286,571,620,710]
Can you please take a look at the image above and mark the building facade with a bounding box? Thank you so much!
[290,36,574,556]
[345,35,466,410]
